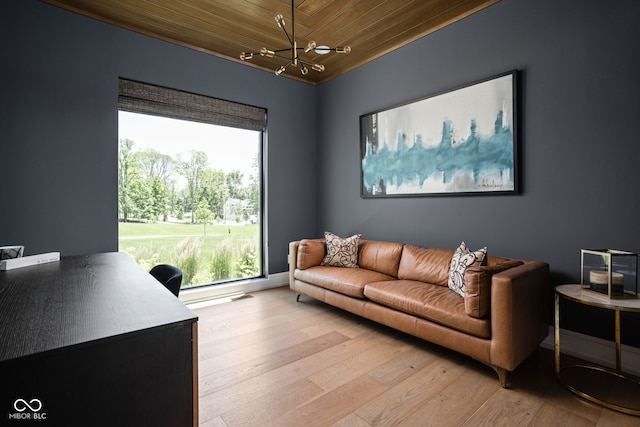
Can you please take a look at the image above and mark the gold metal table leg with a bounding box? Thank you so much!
[555,293,560,377]
[555,285,640,416]
[615,309,621,373]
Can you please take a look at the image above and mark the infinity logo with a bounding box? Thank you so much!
[13,398,43,412]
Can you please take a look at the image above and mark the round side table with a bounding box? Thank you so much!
[555,284,640,416]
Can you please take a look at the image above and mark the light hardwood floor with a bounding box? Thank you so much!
[192,286,640,427]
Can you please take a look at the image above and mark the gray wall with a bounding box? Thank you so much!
[3,0,640,344]
[316,0,640,345]
[1,0,317,274]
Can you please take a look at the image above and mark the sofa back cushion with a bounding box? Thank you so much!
[464,260,524,318]
[358,240,404,278]
[486,255,515,266]
[398,246,454,286]
[296,239,326,270]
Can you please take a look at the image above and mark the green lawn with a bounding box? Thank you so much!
[119,222,261,287]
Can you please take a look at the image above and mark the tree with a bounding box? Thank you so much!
[178,151,208,223]
[166,179,179,221]
[128,178,153,220]
[226,170,244,200]
[138,149,174,183]
[247,153,261,217]
[149,176,169,221]
[118,138,139,221]
[200,169,228,220]
[195,198,213,236]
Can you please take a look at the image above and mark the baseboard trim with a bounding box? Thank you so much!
[179,272,289,305]
[540,326,640,377]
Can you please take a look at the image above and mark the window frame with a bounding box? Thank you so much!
[117,78,267,289]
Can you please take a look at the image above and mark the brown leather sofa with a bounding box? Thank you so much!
[289,238,549,387]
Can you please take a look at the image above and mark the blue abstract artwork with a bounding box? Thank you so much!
[360,71,517,197]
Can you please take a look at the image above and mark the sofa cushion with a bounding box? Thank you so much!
[486,255,515,266]
[321,232,361,268]
[397,246,453,287]
[448,242,487,297]
[297,239,326,270]
[295,266,396,298]
[358,240,404,278]
[364,280,491,338]
[464,260,524,318]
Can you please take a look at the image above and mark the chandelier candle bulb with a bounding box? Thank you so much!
[260,48,275,57]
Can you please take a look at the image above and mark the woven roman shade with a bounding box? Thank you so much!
[118,78,266,132]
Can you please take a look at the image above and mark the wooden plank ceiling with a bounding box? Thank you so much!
[42,0,500,85]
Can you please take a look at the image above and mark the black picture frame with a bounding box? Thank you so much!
[360,70,518,198]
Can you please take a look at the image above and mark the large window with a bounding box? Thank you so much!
[117,79,266,289]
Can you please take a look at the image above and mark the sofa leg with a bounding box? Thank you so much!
[296,293,301,302]
[494,367,509,388]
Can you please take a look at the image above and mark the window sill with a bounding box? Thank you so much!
[179,272,288,306]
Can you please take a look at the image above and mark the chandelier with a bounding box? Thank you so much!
[240,0,351,76]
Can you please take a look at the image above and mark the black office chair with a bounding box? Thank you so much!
[149,264,183,297]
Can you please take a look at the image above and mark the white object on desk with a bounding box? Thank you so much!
[0,252,60,270]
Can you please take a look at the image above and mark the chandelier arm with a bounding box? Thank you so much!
[272,52,295,61]
[279,25,294,47]
[275,60,293,75]
[297,59,324,72]
[244,48,299,55]
[255,46,351,56]
[297,59,316,67]
[295,47,346,53]
[240,0,350,76]
[291,0,295,50]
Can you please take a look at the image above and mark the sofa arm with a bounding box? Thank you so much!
[289,241,300,290]
[489,261,550,371]
[289,239,327,289]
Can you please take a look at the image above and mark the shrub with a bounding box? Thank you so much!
[191,269,213,286]
[238,238,259,278]
[210,238,234,281]
[121,245,161,272]
[174,237,202,286]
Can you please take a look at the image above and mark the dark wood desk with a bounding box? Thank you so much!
[0,252,198,426]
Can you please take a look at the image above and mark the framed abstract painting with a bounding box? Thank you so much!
[360,70,518,198]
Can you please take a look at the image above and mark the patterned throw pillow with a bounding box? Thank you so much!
[321,231,362,268]
[448,242,487,297]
